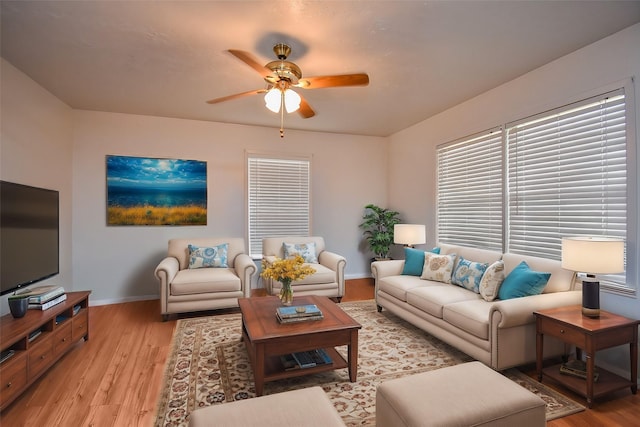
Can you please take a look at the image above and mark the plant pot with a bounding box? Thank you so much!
[8,297,29,318]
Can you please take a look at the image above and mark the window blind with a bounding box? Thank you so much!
[437,129,504,251]
[247,155,311,257]
[506,89,627,285]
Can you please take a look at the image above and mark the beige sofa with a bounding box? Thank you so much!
[372,243,582,370]
[154,237,256,320]
[262,236,346,301]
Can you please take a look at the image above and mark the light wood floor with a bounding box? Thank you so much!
[1,279,638,426]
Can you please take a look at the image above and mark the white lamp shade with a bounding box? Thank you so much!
[394,224,426,245]
[561,236,624,274]
[264,88,281,113]
[284,89,301,113]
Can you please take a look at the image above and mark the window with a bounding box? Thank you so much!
[436,87,634,293]
[247,154,311,258]
[437,128,504,251]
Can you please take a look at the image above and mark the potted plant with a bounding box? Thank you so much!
[359,204,401,260]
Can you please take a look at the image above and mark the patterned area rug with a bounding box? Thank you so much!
[155,300,584,426]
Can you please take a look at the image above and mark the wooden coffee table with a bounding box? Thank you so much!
[238,295,361,396]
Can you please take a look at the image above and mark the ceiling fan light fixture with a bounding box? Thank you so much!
[284,89,301,113]
[264,88,281,113]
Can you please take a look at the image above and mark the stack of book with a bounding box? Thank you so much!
[559,359,599,382]
[280,349,333,370]
[15,285,66,311]
[276,304,324,323]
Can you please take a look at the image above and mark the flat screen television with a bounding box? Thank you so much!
[1,180,59,296]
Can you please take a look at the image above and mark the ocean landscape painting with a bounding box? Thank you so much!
[106,155,207,226]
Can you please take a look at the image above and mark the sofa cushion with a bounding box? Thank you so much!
[171,268,241,295]
[479,260,505,302]
[283,242,318,263]
[451,256,489,293]
[443,300,492,340]
[379,275,428,302]
[407,285,480,319]
[188,243,228,268]
[420,253,457,283]
[402,247,440,276]
[498,261,550,300]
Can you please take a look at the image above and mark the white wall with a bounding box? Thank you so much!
[0,59,74,315]
[389,24,640,378]
[71,111,387,304]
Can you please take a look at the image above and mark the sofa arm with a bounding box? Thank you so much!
[154,257,179,315]
[371,260,405,280]
[234,253,257,298]
[155,257,179,286]
[319,251,347,296]
[490,290,582,329]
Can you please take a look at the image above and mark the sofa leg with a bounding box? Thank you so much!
[336,297,342,303]
[162,314,169,322]
[377,305,382,312]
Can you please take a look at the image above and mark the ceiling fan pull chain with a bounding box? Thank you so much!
[280,89,285,138]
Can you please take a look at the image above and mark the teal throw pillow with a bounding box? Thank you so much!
[188,243,229,268]
[402,247,441,276]
[451,256,489,293]
[498,261,550,300]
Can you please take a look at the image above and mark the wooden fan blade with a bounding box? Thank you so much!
[297,95,315,118]
[228,49,272,78]
[206,89,266,104]
[296,73,369,89]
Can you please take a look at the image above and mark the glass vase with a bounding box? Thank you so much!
[279,279,294,306]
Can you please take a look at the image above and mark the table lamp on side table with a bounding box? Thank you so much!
[394,224,426,248]
[561,236,625,318]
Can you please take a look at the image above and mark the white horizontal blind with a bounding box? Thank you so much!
[248,155,311,257]
[506,90,627,285]
[437,129,504,251]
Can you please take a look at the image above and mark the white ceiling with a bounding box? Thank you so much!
[2,1,640,137]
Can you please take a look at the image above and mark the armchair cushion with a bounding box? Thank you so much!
[171,268,241,295]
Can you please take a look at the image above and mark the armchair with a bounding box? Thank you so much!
[154,237,256,321]
[262,236,346,301]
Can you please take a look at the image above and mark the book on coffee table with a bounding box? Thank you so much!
[276,312,324,323]
[276,304,323,319]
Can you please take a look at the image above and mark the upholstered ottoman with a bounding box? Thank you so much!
[376,361,546,427]
[188,386,346,427]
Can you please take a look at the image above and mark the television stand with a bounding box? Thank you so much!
[0,290,90,411]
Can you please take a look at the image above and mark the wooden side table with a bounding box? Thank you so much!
[534,305,638,408]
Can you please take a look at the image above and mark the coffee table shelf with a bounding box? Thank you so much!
[261,347,348,382]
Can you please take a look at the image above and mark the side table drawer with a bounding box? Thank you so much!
[0,352,27,407]
[538,317,586,348]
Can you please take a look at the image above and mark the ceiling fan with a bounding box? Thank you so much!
[206,43,370,137]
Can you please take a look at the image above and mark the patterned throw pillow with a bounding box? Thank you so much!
[283,242,318,263]
[420,253,457,283]
[479,260,505,301]
[451,256,489,293]
[187,243,228,269]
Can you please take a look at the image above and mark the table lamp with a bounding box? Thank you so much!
[394,224,426,248]
[561,236,624,318]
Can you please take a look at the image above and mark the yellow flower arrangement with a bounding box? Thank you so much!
[261,255,316,305]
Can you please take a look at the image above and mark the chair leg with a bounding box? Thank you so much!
[336,297,342,303]
[162,314,170,322]
[377,305,383,313]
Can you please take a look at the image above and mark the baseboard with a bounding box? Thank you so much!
[90,294,158,306]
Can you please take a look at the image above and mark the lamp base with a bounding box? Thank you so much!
[581,278,600,318]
